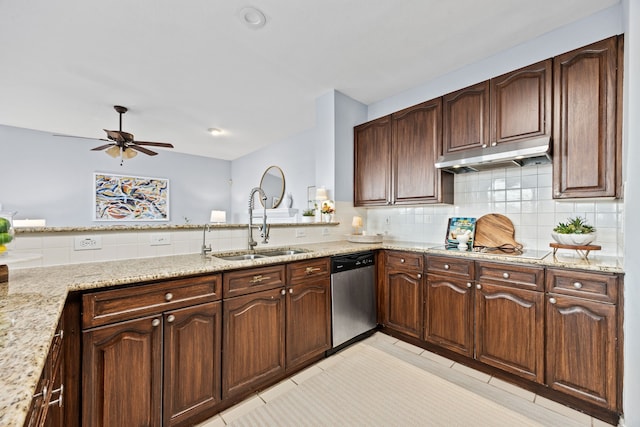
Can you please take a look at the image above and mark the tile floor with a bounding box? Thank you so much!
[197,333,616,427]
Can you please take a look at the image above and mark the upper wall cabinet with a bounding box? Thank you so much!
[553,35,623,199]
[354,99,453,207]
[443,60,551,155]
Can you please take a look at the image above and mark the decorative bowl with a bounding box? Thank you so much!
[551,232,596,246]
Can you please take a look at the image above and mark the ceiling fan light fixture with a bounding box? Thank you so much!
[208,127,223,136]
[105,145,121,158]
[122,148,138,159]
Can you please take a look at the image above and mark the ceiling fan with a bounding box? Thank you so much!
[56,105,174,160]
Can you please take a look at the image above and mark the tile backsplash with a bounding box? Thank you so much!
[365,164,623,257]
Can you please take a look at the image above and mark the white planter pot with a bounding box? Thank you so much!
[551,232,596,246]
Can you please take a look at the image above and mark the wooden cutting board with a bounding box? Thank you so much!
[473,214,522,249]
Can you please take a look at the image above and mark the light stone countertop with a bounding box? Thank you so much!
[0,240,623,427]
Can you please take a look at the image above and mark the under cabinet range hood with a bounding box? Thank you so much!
[435,136,552,173]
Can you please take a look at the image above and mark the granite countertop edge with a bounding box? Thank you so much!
[0,240,623,426]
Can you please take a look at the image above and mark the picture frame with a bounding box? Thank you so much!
[94,173,170,221]
[445,217,477,249]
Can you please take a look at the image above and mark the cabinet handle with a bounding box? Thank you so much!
[502,272,510,279]
[48,385,63,408]
[549,297,557,304]
[305,267,321,275]
[166,314,175,323]
[54,329,64,340]
[250,275,271,284]
[33,385,47,399]
[165,292,173,302]
[400,258,405,263]
[573,282,583,289]
[467,282,472,288]
[476,284,481,290]
[152,318,161,327]
[281,289,286,296]
[443,264,450,270]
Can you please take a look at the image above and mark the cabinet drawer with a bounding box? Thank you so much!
[83,274,221,328]
[546,268,619,303]
[426,255,473,278]
[287,258,330,284]
[385,251,423,271]
[476,261,544,291]
[223,265,286,298]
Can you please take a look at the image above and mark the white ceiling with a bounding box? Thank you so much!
[0,0,619,160]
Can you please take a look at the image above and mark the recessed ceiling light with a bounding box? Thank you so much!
[208,128,223,136]
[238,6,267,29]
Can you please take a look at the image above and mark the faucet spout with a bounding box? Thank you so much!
[248,187,270,250]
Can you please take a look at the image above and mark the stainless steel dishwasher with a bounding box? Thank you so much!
[330,251,377,351]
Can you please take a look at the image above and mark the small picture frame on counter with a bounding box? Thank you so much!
[445,217,476,250]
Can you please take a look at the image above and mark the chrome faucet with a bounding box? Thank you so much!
[201,224,212,256]
[248,187,270,250]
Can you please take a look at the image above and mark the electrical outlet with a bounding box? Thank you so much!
[74,235,102,251]
[150,233,171,246]
[322,227,330,236]
[295,229,306,238]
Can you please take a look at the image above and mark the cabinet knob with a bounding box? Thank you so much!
[165,292,173,302]
[491,142,497,147]
[481,143,487,148]
[502,272,510,279]
[152,318,161,327]
[167,314,175,323]
[443,264,450,270]
[549,297,557,304]
[573,282,583,289]
[417,273,422,279]
[281,289,286,296]
[467,282,472,288]
[400,258,405,263]
[289,288,293,294]
[476,284,482,290]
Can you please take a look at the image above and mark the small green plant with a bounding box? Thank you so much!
[553,217,595,234]
[302,209,315,217]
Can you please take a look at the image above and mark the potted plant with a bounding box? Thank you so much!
[552,216,596,246]
[301,209,315,223]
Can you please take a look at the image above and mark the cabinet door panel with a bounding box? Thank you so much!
[164,302,222,426]
[553,36,619,198]
[475,284,544,383]
[491,60,551,144]
[424,274,473,357]
[286,279,331,369]
[384,270,423,338]
[354,116,391,206]
[83,316,163,427]
[223,288,285,398]
[546,295,617,409]
[392,99,447,204]
[443,81,490,153]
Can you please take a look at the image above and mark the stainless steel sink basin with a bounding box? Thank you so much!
[216,253,268,261]
[213,249,307,261]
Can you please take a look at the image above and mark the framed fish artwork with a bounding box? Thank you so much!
[94,173,169,221]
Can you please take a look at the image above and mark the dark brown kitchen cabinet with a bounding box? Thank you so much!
[285,259,332,370]
[222,287,286,399]
[82,274,222,427]
[545,268,620,411]
[354,99,453,207]
[354,115,391,206]
[553,35,623,199]
[443,81,490,154]
[424,256,474,357]
[491,60,552,144]
[381,251,424,338]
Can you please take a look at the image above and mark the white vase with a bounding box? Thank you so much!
[323,213,332,223]
[284,193,293,208]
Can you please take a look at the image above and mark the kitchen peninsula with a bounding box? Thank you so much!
[0,240,623,427]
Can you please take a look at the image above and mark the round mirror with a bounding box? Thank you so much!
[260,166,285,208]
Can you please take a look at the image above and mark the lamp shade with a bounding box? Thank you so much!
[210,210,226,223]
[352,216,363,228]
[315,187,328,201]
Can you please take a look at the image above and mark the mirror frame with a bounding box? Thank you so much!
[259,166,285,209]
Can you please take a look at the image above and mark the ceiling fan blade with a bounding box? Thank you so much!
[132,141,174,148]
[91,143,116,151]
[129,144,158,156]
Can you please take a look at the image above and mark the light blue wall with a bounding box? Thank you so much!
[0,124,231,226]
[334,91,367,202]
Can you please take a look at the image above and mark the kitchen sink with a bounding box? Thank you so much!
[213,248,308,261]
